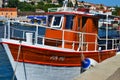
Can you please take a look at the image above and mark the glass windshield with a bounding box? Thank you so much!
[51,15,63,29]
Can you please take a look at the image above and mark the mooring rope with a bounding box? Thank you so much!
[11,40,22,80]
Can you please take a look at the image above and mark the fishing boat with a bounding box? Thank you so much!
[0,0,120,80]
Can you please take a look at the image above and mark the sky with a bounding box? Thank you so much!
[78,0,120,6]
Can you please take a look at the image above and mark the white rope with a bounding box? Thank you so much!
[11,40,22,80]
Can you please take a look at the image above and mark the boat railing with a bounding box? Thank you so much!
[10,27,36,40]
[37,33,97,50]
[97,38,119,50]
[36,29,119,51]
[35,28,99,51]
[4,22,120,52]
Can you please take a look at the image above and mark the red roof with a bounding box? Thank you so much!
[0,8,17,11]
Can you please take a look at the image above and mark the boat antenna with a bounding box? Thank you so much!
[63,0,68,9]
[70,0,78,8]
[63,0,78,10]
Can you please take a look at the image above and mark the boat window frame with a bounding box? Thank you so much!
[50,15,64,29]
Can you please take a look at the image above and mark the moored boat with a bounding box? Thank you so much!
[0,0,120,80]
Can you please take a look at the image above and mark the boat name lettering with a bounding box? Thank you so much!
[50,56,65,61]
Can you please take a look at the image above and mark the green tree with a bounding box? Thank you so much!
[17,2,35,12]
[58,0,63,6]
[43,3,60,12]
[44,0,51,3]
[7,0,62,12]
[112,6,120,16]
[7,0,19,8]
[36,1,45,10]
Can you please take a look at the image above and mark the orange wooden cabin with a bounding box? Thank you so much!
[45,12,98,51]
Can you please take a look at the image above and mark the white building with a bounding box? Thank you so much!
[19,0,23,1]
[19,0,42,2]
[0,0,2,7]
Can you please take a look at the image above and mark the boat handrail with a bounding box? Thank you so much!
[10,27,36,39]
[37,34,98,50]
[4,21,120,52]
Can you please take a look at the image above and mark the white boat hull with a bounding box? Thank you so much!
[3,44,80,80]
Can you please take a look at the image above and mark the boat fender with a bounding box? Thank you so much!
[116,51,120,55]
[117,46,120,51]
[116,46,120,55]
[81,58,98,73]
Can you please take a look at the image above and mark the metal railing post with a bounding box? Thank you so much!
[4,24,6,38]
[112,39,114,49]
[35,25,38,44]
[106,15,108,50]
[8,20,10,39]
[62,30,64,48]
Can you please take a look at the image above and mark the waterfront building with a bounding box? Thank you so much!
[0,8,17,18]
[0,0,2,7]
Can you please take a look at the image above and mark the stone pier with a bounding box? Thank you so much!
[74,53,120,80]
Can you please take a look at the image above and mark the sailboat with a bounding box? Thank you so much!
[0,0,120,80]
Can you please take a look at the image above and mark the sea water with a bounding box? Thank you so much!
[0,44,17,80]
[0,23,17,80]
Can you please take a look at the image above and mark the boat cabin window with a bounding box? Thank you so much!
[51,15,63,29]
[65,15,74,30]
[82,17,88,28]
[48,15,53,27]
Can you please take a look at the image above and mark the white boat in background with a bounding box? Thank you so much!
[0,16,7,25]
[10,15,48,27]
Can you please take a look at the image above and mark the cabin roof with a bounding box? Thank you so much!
[45,11,98,18]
